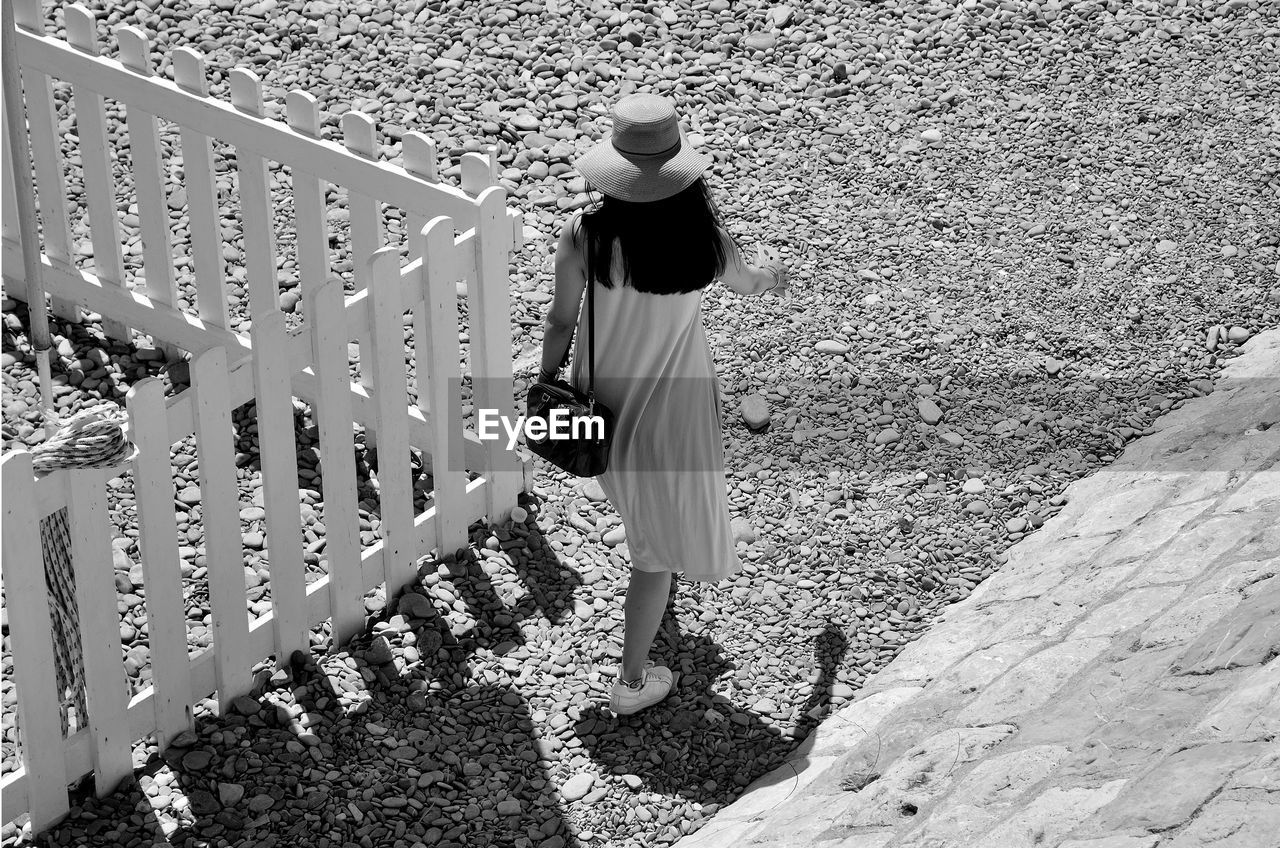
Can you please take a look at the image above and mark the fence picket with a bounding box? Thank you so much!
[285,91,327,315]
[6,248,506,479]
[401,131,438,426]
[1,453,71,831]
[2,14,533,831]
[248,310,308,662]
[229,69,280,322]
[460,150,498,196]
[13,27,523,248]
[366,248,416,590]
[125,378,193,749]
[308,278,364,647]
[402,132,438,184]
[401,131,437,264]
[116,26,178,360]
[1,93,22,250]
[468,188,521,521]
[64,4,128,342]
[418,219,468,554]
[171,47,228,331]
[64,473,132,796]
[341,112,381,454]
[191,346,253,710]
[15,0,81,323]
[409,307,436,478]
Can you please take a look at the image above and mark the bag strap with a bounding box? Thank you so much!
[586,274,596,410]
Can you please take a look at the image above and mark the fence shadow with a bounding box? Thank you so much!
[23,494,844,848]
[31,514,582,848]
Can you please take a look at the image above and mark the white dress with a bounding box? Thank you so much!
[567,248,741,582]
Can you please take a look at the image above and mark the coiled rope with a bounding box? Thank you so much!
[32,402,133,473]
[31,402,136,737]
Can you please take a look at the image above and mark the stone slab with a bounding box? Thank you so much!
[1159,789,1280,848]
[953,638,1111,725]
[1173,575,1280,676]
[904,744,1069,845]
[1070,586,1184,638]
[1090,742,1268,832]
[979,779,1128,847]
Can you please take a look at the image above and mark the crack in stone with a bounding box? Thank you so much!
[1174,644,1278,676]
[1148,777,1236,837]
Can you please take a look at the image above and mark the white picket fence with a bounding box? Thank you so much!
[1,1,533,835]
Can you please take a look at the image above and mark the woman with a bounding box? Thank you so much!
[537,94,790,715]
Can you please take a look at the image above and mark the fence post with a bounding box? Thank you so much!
[116,26,179,361]
[171,46,228,332]
[460,150,498,196]
[125,378,194,750]
[366,248,417,590]
[64,471,133,796]
[285,90,329,318]
[402,132,440,481]
[308,278,364,648]
[229,69,280,325]
[418,218,468,555]
[1,88,19,249]
[402,132,438,261]
[13,0,81,324]
[247,310,309,664]
[191,346,253,711]
[342,111,382,457]
[64,4,129,342]
[467,187,520,522]
[1,452,71,831]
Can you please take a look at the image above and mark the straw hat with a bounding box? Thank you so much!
[576,94,713,203]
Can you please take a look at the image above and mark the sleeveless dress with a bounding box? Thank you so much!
[567,247,742,583]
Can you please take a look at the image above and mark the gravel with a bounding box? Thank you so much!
[3,0,1279,847]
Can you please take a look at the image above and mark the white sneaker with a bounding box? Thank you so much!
[610,661,674,715]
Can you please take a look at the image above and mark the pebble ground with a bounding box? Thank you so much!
[2,1,1278,847]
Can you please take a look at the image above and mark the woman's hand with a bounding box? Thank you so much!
[756,244,791,297]
[714,228,793,297]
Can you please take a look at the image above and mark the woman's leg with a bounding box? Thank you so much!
[621,567,673,682]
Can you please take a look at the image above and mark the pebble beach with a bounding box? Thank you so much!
[1,0,1278,846]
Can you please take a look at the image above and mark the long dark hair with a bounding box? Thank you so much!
[576,178,736,294]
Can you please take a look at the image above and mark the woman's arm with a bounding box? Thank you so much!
[715,226,787,296]
[539,214,588,379]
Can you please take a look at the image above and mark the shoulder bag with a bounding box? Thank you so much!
[525,277,615,477]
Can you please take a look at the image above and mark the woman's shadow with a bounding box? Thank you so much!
[573,610,849,803]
